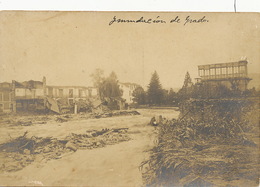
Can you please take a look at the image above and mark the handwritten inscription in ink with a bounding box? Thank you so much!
[108,16,209,26]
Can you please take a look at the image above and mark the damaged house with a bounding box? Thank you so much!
[13,77,47,113]
[0,82,15,113]
[0,77,99,114]
[46,85,98,113]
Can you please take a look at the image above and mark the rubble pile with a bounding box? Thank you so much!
[15,120,33,126]
[141,100,259,187]
[66,128,130,150]
[55,117,68,123]
[0,115,51,126]
[0,110,141,127]
[0,128,131,173]
[91,110,140,119]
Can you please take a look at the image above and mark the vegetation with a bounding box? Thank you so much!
[132,86,146,105]
[91,69,122,100]
[178,71,260,100]
[99,71,122,99]
[147,71,164,105]
[91,69,260,107]
[90,68,105,89]
[132,71,179,106]
[140,71,260,186]
[141,100,259,186]
[178,72,193,101]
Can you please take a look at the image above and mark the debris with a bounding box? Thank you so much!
[16,120,32,126]
[55,117,68,123]
[65,141,77,152]
[0,127,131,173]
[23,149,31,155]
[92,110,140,119]
[45,97,60,114]
[34,121,47,124]
[184,177,214,187]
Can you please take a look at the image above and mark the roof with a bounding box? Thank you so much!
[47,85,92,89]
[0,82,11,88]
[14,80,43,89]
[119,82,139,87]
[198,60,248,70]
[0,82,12,91]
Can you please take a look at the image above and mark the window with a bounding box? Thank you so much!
[234,66,239,74]
[210,68,215,75]
[0,93,2,101]
[239,66,246,73]
[59,89,63,97]
[199,69,204,76]
[79,89,83,97]
[69,89,73,98]
[4,103,9,109]
[48,87,53,96]
[32,90,36,98]
[216,68,221,75]
[222,67,227,75]
[3,92,9,101]
[228,67,233,74]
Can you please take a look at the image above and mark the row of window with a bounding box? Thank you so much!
[0,93,10,101]
[48,88,93,98]
[199,66,246,76]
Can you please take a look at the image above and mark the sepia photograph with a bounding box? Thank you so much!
[0,12,259,186]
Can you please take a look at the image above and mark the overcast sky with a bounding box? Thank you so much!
[0,12,259,89]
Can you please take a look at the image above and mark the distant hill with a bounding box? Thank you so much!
[248,73,260,90]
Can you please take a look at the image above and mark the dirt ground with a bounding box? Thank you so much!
[0,109,179,186]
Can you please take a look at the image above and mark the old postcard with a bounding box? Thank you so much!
[0,12,259,186]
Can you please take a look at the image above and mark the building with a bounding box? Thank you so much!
[197,60,251,91]
[46,85,98,103]
[0,82,15,113]
[45,85,98,114]
[1,77,98,113]
[13,77,46,112]
[119,82,139,103]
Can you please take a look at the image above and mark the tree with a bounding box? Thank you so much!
[99,71,122,99]
[178,72,193,100]
[132,86,147,105]
[90,68,105,87]
[147,71,164,105]
[167,88,178,105]
[161,89,169,105]
[90,68,105,97]
[191,81,241,99]
[182,71,193,89]
[109,71,118,81]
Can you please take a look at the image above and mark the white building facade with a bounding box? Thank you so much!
[119,82,139,104]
